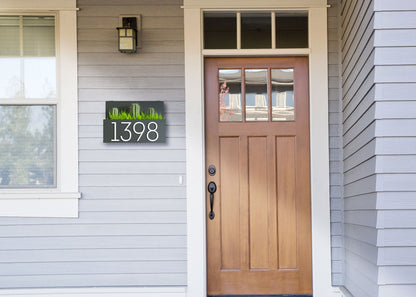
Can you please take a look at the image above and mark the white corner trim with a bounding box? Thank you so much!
[0,287,187,297]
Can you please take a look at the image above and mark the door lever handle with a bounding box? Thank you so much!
[207,182,217,220]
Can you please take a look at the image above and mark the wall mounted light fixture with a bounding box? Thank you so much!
[117,17,138,53]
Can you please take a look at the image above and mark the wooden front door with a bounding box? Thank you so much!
[205,57,312,296]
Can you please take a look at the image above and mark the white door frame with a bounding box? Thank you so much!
[184,1,335,296]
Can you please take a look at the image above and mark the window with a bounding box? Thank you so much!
[0,16,57,188]
[0,0,80,217]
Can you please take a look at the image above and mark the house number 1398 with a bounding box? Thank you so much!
[111,121,159,142]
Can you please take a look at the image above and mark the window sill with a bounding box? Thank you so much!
[0,192,81,218]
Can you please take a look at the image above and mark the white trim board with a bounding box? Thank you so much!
[184,3,334,297]
[0,287,186,297]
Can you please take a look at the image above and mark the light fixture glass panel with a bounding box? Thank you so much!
[276,12,308,48]
[219,69,242,122]
[272,69,294,121]
[0,105,56,188]
[204,12,237,49]
[0,16,20,56]
[23,16,55,57]
[245,69,268,121]
[241,12,271,49]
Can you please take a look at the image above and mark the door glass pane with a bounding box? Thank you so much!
[204,12,237,49]
[272,69,294,121]
[245,69,268,121]
[276,13,308,48]
[219,69,242,122]
[241,12,271,49]
[0,105,56,188]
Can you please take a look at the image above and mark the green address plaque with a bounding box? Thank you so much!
[103,101,166,143]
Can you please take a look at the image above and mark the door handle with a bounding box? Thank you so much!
[207,181,217,220]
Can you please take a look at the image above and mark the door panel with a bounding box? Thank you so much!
[205,57,311,295]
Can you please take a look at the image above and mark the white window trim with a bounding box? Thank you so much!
[184,1,336,297]
[0,0,80,218]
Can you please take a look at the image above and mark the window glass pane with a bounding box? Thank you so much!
[204,12,237,49]
[272,69,294,121]
[0,105,56,188]
[276,13,308,48]
[241,12,271,49]
[0,58,22,98]
[245,69,268,121]
[0,16,20,56]
[219,69,242,122]
[24,57,56,98]
[23,16,55,57]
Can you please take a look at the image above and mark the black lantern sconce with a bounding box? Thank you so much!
[117,17,140,53]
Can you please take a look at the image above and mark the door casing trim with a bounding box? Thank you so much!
[184,4,333,297]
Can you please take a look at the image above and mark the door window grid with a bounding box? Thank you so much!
[219,67,295,122]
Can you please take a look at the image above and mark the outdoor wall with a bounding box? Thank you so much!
[373,1,416,296]
[0,0,186,288]
[327,0,344,287]
[341,0,379,296]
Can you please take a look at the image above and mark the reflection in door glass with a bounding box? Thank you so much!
[272,69,294,121]
[245,69,268,121]
[219,69,242,122]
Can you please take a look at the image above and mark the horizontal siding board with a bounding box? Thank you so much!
[378,192,416,209]
[79,199,186,212]
[0,224,186,237]
[345,223,378,246]
[345,193,378,211]
[79,89,185,102]
[379,247,416,265]
[375,47,416,65]
[375,29,416,47]
[78,76,185,89]
[378,229,416,246]
[79,150,185,162]
[0,273,186,289]
[78,40,184,53]
[374,0,416,10]
[375,83,416,101]
[0,236,186,250]
[376,119,416,136]
[0,248,186,263]
[379,285,416,297]
[78,53,184,65]
[376,137,416,154]
[376,174,416,191]
[80,186,185,199]
[78,6,184,17]
[0,212,186,225]
[378,210,416,228]
[345,236,378,265]
[377,156,416,173]
[1,261,187,276]
[379,266,416,284]
[80,162,186,174]
[79,174,185,187]
[344,157,376,184]
[374,11,416,29]
[375,66,416,83]
[376,101,416,118]
[78,65,184,78]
